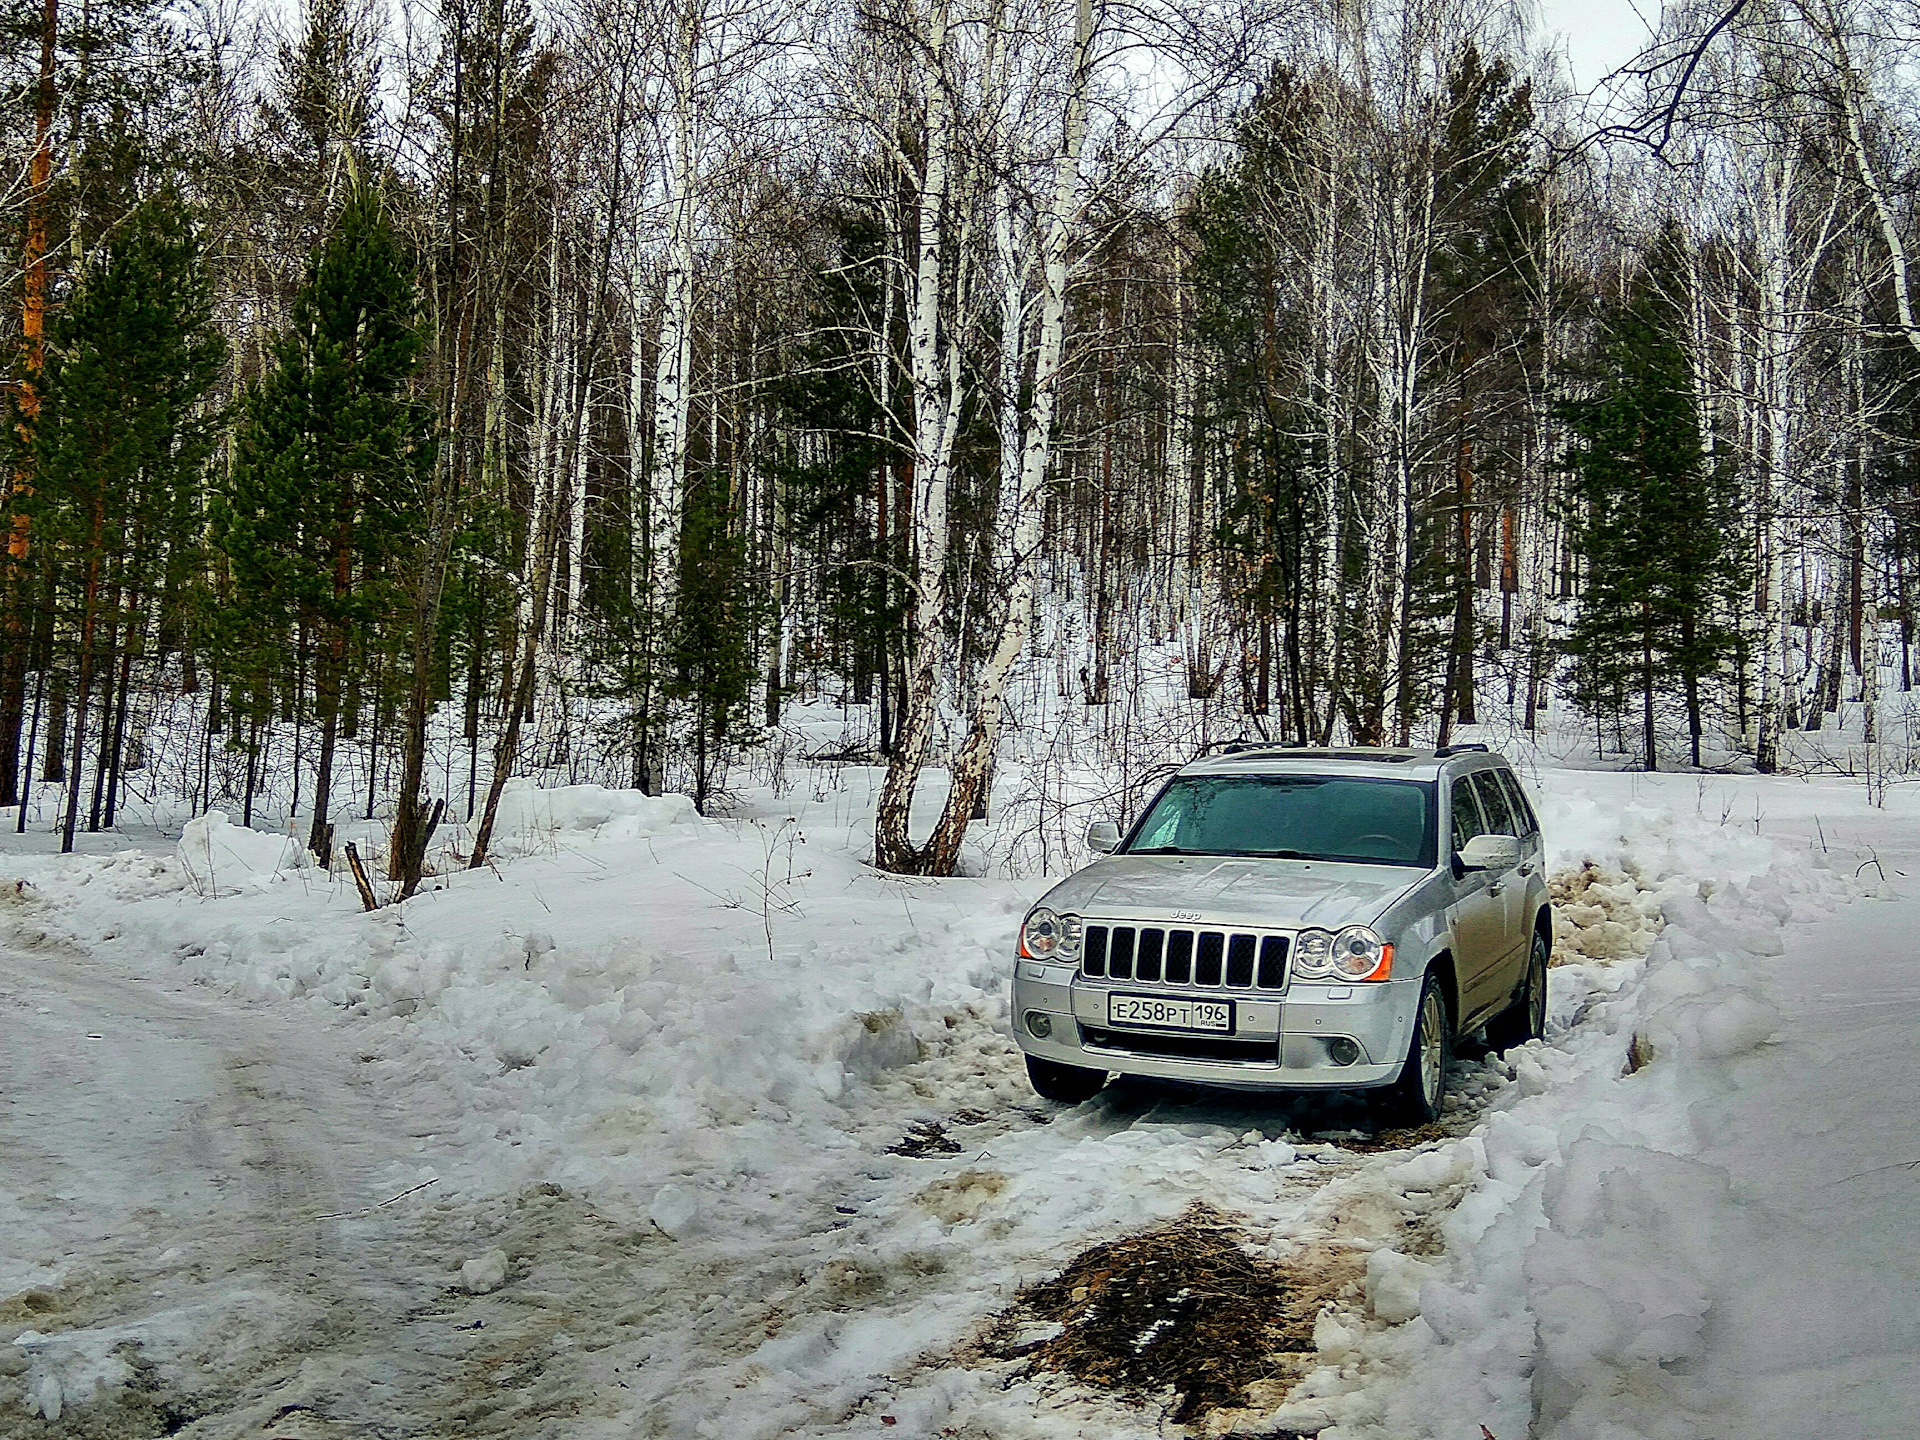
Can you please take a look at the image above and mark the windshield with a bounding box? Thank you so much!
[1124,774,1437,867]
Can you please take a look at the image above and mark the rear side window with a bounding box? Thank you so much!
[1472,771,1519,835]
[1449,776,1486,851]
[1495,769,1539,835]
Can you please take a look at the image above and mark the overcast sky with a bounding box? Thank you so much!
[1533,0,1661,91]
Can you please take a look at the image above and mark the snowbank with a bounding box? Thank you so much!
[176,811,305,896]
[1260,795,1864,1440]
[476,779,699,855]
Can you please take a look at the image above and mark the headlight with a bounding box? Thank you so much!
[1021,906,1079,960]
[1293,925,1392,981]
[1294,928,1333,975]
[1329,925,1392,980]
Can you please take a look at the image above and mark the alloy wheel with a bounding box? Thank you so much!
[1419,986,1446,1109]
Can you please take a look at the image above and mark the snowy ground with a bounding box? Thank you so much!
[1,744,1916,1438]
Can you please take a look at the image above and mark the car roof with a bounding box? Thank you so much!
[1176,745,1508,782]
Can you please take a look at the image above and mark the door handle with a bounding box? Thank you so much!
[1488,881,1504,897]
[1517,861,1535,876]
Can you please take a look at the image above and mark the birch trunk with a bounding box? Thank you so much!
[873,0,967,872]
[915,0,1094,874]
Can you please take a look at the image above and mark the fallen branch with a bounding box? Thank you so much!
[316,1177,439,1220]
[344,842,380,911]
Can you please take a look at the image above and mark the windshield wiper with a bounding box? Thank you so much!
[1126,845,1196,855]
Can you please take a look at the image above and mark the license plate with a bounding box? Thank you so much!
[1106,993,1234,1033]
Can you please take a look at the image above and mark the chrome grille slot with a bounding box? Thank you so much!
[1195,932,1225,986]
[1109,926,1136,980]
[1137,928,1165,982]
[1165,931,1193,983]
[1258,935,1289,988]
[1083,926,1108,977]
[1226,934,1257,987]
[1077,921,1290,993]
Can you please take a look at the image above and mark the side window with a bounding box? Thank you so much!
[1496,769,1538,836]
[1449,776,1485,852]
[1472,771,1518,836]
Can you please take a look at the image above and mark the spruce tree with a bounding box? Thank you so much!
[1559,225,1743,769]
[665,470,761,814]
[26,189,225,852]
[217,184,432,866]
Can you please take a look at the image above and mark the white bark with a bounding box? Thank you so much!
[873,0,967,869]
[646,2,700,625]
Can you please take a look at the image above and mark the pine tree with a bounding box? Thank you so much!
[1559,224,1743,770]
[665,469,761,814]
[1185,66,1326,743]
[24,189,225,851]
[217,184,432,866]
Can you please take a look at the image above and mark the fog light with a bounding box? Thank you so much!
[1026,1011,1054,1039]
[1328,1036,1361,1066]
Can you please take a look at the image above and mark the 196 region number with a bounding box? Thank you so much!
[1107,993,1233,1033]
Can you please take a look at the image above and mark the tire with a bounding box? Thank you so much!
[1377,970,1452,1128]
[1487,927,1549,1054]
[1025,1054,1108,1104]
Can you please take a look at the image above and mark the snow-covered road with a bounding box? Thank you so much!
[1678,844,1920,1437]
[0,937,619,1438]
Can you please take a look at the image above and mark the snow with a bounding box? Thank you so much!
[176,808,306,895]
[3,739,1919,1436]
[459,1248,509,1293]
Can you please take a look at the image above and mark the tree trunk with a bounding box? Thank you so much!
[874,0,967,874]
[308,641,344,867]
[0,0,59,806]
[60,498,106,854]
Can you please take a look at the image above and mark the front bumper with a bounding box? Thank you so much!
[1011,961,1419,1091]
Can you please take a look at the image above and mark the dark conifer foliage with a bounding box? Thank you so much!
[667,469,762,814]
[217,185,433,865]
[21,190,225,851]
[1558,226,1744,770]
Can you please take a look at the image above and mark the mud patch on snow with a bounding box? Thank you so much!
[914,1170,1008,1225]
[0,1343,200,1440]
[983,1203,1356,1426]
[1309,1121,1453,1154]
[887,1119,964,1157]
[1549,863,1664,964]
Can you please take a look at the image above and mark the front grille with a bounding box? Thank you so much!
[1081,923,1289,991]
[1082,1026,1280,1064]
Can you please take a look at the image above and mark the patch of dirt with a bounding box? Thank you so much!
[1548,863,1664,965]
[0,1346,200,1440]
[1307,1122,1451,1154]
[888,1120,963,1157]
[981,1203,1356,1426]
[915,1170,1008,1224]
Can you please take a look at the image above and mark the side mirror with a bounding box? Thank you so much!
[1457,833,1522,872]
[1085,821,1121,854]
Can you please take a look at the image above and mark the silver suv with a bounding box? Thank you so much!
[1010,745,1549,1123]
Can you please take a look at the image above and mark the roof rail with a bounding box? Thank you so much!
[1433,742,1490,757]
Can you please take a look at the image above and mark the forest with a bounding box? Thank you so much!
[3,0,1918,879]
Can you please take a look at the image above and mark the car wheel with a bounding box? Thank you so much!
[1487,928,1549,1053]
[1025,1054,1108,1104]
[1378,970,1452,1127]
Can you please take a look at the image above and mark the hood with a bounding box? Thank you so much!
[1037,855,1424,930]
